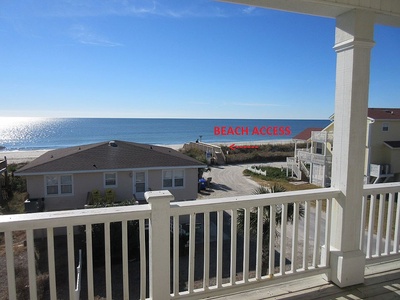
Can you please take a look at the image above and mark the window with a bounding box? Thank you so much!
[104,172,117,187]
[46,175,73,196]
[174,170,184,187]
[163,169,184,188]
[60,175,73,194]
[315,143,323,155]
[163,170,173,188]
[46,176,59,195]
[135,172,146,192]
[382,123,389,132]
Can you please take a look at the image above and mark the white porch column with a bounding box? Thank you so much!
[146,190,174,299]
[329,9,375,287]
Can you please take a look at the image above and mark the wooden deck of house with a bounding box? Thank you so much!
[211,259,400,300]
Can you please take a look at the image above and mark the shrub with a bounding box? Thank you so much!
[221,144,296,164]
[180,148,207,164]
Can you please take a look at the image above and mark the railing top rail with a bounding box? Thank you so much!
[363,182,400,195]
[171,187,341,216]
[0,204,151,232]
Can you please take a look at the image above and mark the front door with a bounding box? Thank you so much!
[134,171,147,200]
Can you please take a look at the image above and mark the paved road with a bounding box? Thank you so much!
[199,162,288,199]
[198,164,260,199]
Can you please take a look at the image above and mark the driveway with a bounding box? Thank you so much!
[198,162,288,199]
[198,164,260,199]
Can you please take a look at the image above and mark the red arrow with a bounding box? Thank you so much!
[229,144,259,151]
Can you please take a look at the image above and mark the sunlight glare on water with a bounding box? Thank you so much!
[0,117,57,150]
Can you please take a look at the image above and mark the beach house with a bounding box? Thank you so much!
[15,140,205,211]
[288,108,400,187]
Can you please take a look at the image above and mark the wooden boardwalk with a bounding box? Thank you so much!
[210,259,400,299]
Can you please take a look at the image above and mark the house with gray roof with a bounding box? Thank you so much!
[16,140,206,211]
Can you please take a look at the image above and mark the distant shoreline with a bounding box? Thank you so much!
[1,139,294,164]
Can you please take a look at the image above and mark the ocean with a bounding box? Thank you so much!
[0,118,331,151]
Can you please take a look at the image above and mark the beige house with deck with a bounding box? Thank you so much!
[289,108,400,186]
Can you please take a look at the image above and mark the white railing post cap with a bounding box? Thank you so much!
[145,190,174,203]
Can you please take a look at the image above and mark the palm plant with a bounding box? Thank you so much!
[237,183,304,274]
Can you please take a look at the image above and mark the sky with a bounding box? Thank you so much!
[1,0,399,120]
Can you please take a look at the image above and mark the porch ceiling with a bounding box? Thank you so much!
[220,0,400,27]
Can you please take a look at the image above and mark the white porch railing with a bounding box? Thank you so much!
[297,150,332,165]
[360,183,400,260]
[1,184,400,299]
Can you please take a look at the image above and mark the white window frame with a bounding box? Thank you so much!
[104,172,117,188]
[45,174,73,196]
[174,170,184,187]
[162,169,185,189]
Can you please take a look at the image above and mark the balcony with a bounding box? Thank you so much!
[311,131,334,144]
[1,183,400,299]
[297,149,332,165]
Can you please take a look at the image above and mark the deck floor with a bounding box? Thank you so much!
[210,259,400,299]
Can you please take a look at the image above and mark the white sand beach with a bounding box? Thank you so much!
[1,139,294,164]
[0,150,51,164]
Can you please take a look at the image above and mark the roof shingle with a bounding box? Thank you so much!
[292,128,323,141]
[16,140,205,174]
[368,108,400,120]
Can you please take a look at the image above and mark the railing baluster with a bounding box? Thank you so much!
[323,198,332,267]
[280,203,287,275]
[104,222,112,299]
[26,229,37,299]
[139,219,146,300]
[313,200,321,268]
[122,220,129,300]
[385,192,394,255]
[204,212,210,290]
[256,206,263,279]
[291,202,299,273]
[269,205,276,278]
[5,231,16,300]
[188,213,196,292]
[230,209,237,285]
[243,208,250,282]
[303,201,310,270]
[367,194,376,258]
[394,192,400,254]
[376,193,385,257]
[360,195,367,252]
[172,216,179,295]
[67,225,76,300]
[86,224,94,300]
[47,228,57,300]
[217,210,223,287]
